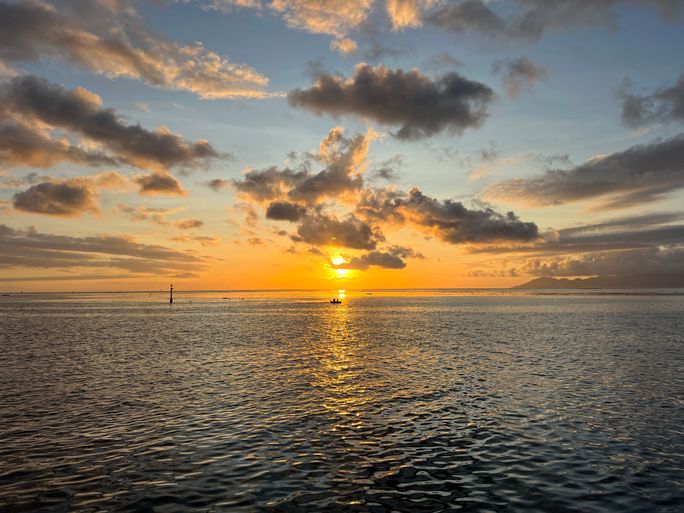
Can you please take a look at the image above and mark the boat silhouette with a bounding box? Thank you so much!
[330,298,342,304]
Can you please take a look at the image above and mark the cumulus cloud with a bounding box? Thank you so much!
[233,127,371,204]
[335,250,407,270]
[333,244,423,270]
[483,133,684,209]
[13,180,97,217]
[265,201,307,221]
[620,73,684,127]
[294,212,382,250]
[493,57,546,97]
[0,0,272,99]
[358,186,539,243]
[387,0,435,29]
[12,172,128,217]
[231,127,539,267]
[0,223,206,275]
[0,119,118,168]
[134,172,186,196]
[288,64,495,139]
[0,75,221,172]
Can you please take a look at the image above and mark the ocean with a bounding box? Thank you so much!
[1,290,683,512]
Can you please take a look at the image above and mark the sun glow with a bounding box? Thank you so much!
[332,255,350,278]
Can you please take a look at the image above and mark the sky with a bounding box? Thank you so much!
[1,0,684,291]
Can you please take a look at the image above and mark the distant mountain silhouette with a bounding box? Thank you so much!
[514,274,684,289]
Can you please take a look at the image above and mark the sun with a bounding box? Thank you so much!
[332,256,350,278]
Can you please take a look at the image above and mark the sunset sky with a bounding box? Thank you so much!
[1,0,684,291]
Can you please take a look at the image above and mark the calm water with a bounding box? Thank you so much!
[1,291,683,512]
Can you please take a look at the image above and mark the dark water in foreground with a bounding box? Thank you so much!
[1,291,683,512]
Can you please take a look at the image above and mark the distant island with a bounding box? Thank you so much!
[514,274,684,289]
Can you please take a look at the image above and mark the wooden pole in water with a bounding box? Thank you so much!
[170,284,173,304]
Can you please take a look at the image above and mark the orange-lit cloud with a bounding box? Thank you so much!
[0,0,273,99]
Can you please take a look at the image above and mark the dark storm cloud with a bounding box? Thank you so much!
[428,0,684,42]
[0,0,270,99]
[0,75,221,171]
[620,73,684,127]
[13,180,96,217]
[358,187,539,244]
[493,57,546,97]
[0,119,118,168]
[265,201,307,222]
[295,213,382,250]
[288,64,495,140]
[134,173,186,196]
[484,133,684,208]
[0,223,206,274]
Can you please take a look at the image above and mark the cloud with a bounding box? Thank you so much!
[207,178,232,191]
[620,73,684,127]
[427,0,684,42]
[134,172,186,196]
[233,127,371,204]
[483,133,684,209]
[428,0,508,38]
[265,201,307,221]
[172,234,220,246]
[230,127,539,262]
[12,172,128,217]
[118,204,183,225]
[288,64,495,139]
[329,38,358,55]
[207,0,373,39]
[521,246,684,277]
[333,244,423,270]
[175,219,204,229]
[0,119,118,168]
[336,250,406,270]
[387,0,435,30]
[0,0,272,99]
[493,57,546,97]
[0,223,206,275]
[13,180,97,217]
[470,211,684,256]
[358,186,539,243]
[1,75,221,172]
[295,212,382,249]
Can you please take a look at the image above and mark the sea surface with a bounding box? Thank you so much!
[0,290,683,512]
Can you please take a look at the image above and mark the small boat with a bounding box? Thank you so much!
[330,298,342,304]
